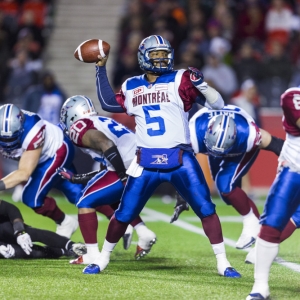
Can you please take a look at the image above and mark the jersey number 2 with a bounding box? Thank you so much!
[142,105,166,136]
[98,117,130,138]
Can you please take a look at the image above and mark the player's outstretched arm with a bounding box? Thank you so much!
[0,200,32,255]
[188,67,224,109]
[95,55,125,113]
[259,128,284,156]
[57,167,102,185]
[0,147,42,191]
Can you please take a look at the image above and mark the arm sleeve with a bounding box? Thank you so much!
[178,70,224,110]
[0,201,25,234]
[103,145,127,181]
[95,66,125,113]
[0,200,23,222]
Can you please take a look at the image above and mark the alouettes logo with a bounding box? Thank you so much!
[133,87,144,95]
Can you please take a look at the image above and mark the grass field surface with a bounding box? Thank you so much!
[0,193,299,300]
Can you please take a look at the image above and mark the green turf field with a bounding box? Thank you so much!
[0,193,299,300]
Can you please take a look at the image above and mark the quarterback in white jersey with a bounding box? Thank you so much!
[0,104,81,246]
[247,87,300,300]
[88,35,241,278]
[58,95,156,270]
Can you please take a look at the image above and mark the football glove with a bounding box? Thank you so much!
[188,67,204,86]
[0,244,15,258]
[16,232,33,255]
[57,167,74,182]
[170,192,189,223]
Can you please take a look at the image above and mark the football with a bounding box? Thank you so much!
[74,39,110,63]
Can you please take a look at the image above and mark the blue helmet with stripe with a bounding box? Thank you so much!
[0,104,24,152]
[60,95,97,135]
[137,35,174,74]
[204,114,237,156]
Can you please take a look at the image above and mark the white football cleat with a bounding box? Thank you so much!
[246,284,270,300]
[56,215,78,239]
[123,224,133,250]
[236,213,261,249]
[69,253,101,265]
[135,228,157,260]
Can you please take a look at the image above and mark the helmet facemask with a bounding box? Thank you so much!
[138,35,174,74]
[0,104,24,152]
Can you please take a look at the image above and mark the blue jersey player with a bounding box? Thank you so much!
[0,104,81,240]
[188,105,284,250]
[83,35,241,278]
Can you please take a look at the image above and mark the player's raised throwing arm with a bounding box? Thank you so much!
[95,55,125,113]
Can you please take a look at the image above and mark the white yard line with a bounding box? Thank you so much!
[141,207,300,273]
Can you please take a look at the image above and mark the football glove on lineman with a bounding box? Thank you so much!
[188,67,204,86]
[57,167,74,182]
[16,232,32,255]
[0,244,15,258]
[170,192,189,223]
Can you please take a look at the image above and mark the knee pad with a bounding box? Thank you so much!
[115,210,136,224]
[198,201,216,218]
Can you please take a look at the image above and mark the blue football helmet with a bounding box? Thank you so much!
[0,104,24,152]
[204,114,237,156]
[137,35,174,74]
[60,95,97,135]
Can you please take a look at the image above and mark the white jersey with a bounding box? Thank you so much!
[0,111,63,163]
[69,115,136,170]
[121,69,191,148]
[278,88,300,171]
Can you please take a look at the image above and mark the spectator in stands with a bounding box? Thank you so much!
[259,39,293,106]
[4,49,39,107]
[265,0,293,47]
[0,7,18,50]
[235,2,266,46]
[233,39,263,86]
[178,26,208,67]
[202,39,238,103]
[117,0,150,55]
[0,12,12,102]
[19,0,48,29]
[22,70,66,124]
[149,0,185,51]
[16,9,45,51]
[231,78,261,126]
[13,27,42,60]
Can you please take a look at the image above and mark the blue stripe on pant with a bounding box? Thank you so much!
[115,151,216,223]
[260,167,300,231]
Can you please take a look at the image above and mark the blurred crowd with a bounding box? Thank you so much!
[113,0,300,127]
[0,0,69,179]
[0,0,66,124]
